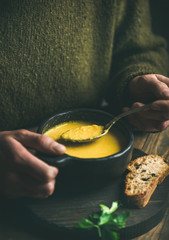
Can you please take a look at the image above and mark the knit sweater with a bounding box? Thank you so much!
[0,0,169,130]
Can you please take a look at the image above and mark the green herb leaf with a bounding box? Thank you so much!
[100,201,118,215]
[92,213,100,219]
[102,228,119,240]
[75,218,94,229]
[115,211,131,228]
[75,201,131,240]
[98,212,112,226]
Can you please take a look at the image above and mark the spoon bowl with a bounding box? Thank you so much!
[61,103,151,143]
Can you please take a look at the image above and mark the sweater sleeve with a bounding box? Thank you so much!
[106,0,169,111]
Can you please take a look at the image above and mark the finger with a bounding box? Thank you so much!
[155,74,169,87]
[20,179,56,198]
[132,101,169,121]
[138,110,169,122]
[123,102,169,132]
[126,112,169,132]
[145,100,169,121]
[149,77,169,100]
[13,129,66,155]
[151,100,169,111]
[5,137,59,183]
[134,75,169,100]
[0,171,56,198]
[123,102,150,116]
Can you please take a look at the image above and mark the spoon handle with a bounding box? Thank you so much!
[105,103,151,131]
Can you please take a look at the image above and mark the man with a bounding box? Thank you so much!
[0,0,169,198]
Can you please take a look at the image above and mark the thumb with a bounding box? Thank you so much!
[13,129,66,155]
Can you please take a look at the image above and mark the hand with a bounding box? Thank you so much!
[0,129,66,198]
[123,74,169,132]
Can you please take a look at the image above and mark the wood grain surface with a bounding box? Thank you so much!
[18,148,169,240]
[0,127,169,240]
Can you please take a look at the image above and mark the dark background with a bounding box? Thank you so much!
[150,0,169,53]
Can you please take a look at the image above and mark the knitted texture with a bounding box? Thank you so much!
[0,0,169,130]
[106,0,169,111]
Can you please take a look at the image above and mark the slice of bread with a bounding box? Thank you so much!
[125,155,169,208]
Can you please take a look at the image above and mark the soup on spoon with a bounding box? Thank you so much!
[61,124,104,142]
[61,103,151,143]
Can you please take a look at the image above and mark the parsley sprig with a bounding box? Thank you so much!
[75,201,130,240]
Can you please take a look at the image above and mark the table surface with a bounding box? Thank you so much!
[0,126,169,240]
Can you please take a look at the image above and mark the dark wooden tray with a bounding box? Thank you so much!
[19,149,169,240]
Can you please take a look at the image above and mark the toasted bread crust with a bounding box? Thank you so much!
[125,155,169,208]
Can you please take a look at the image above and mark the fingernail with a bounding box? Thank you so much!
[50,166,59,177]
[162,90,169,98]
[52,142,66,153]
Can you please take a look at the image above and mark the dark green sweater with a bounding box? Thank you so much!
[0,0,169,130]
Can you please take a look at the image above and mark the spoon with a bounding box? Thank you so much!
[61,103,151,143]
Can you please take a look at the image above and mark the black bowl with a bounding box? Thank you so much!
[37,108,134,180]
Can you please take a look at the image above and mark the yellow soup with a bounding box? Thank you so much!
[44,121,126,159]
